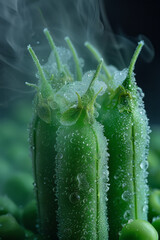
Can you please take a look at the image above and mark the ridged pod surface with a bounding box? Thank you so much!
[56,117,108,240]
[28,30,87,239]
[100,42,150,239]
[30,113,58,239]
[55,62,109,240]
[28,29,74,239]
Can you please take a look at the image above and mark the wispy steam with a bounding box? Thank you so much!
[0,0,155,108]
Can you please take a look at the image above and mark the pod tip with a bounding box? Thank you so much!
[84,41,89,47]
[27,44,31,50]
[43,28,48,33]
[65,36,69,41]
[138,40,144,46]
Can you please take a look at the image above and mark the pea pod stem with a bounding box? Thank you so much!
[28,45,53,99]
[128,41,144,79]
[65,36,82,81]
[123,41,144,89]
[43,28,61,71]
[28,45,47,85]
[84,41,111,80]
[86,59,103,93]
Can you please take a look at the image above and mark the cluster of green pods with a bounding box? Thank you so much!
[28,28,158,239]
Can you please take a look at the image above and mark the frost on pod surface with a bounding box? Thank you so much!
[99,41,150,240]
[27,29,83,239]
[55,61,109,240]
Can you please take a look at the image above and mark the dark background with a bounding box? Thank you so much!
[0,0,159,124]
[104,0,160,124]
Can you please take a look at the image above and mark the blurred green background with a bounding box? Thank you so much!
[0,0,160,238]
[0,100,34,201]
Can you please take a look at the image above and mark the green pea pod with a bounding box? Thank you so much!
[28,51,58,239]
[100,41,150,239]
[28,30,84,239]
[55,61,109,240]
[28,30,63,239]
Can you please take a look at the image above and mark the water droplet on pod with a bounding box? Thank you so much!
[123,210,130,220]
[140,160,149,170]
[77,173,89,190]
[69,192,80,204]
[143,204,148,212]
[57,152,63,160]
[122,191,131,201]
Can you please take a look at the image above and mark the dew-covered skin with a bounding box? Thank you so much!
[100,42,150,239]
[28,30,83,239]
[30,115,58,239]
[28,68,59,239]
[56,115,108,240]
[55,61,109,240]
[28,31,63,239]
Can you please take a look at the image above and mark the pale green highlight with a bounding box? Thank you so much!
[28,45,53,99]
[28,45,47,85]
[87,59,103,92]
[128,41,144,79]
[43,28,61,71]
[85,41,111,79]
[65,36,82,81]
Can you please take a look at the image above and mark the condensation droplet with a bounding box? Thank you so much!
[140,160,149,170]
[114,174,119,180]
[77,173,89,190]
[70,138,74,143]
[128,219,133,224]
[124,210,130,220]
[143,204,148,213]
[69,192,80,204]
[57,152,63,160]
[122,191,131,201]
[89,188,94,193]
[152,216,160,222]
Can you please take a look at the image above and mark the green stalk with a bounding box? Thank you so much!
[28,45,53,99]
[87,59,103,90]
[43,28,61,71]
[65,37,82,81]
[123,41,144,90]
[85,41,111,80]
